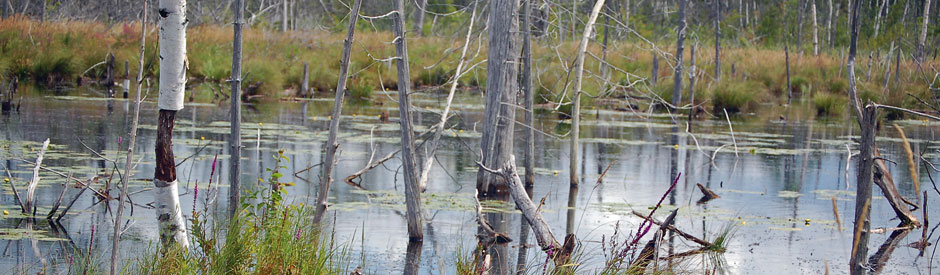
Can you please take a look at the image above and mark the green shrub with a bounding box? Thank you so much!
[415,67,453,87]
[813,92,846,116]
[711,82,758,113]
[828,79,848,94]
[790,76,810,96]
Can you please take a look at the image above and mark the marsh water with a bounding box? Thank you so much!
[1,87,938,274]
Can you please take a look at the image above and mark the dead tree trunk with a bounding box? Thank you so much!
[123,61,129,98]
[413,0,427,36]
[846,0,869,273]
[786,44,792,104]
[917,0,931,62]
[672,0,687,108]
[111,4,146,273]
[811,0,819,56]
[392,0,424,241]
[106,53,115,97]
[570,0,607,187]
[714,0,720,80]
[523,0,535,188]
[282,0,288,32]
[313,0,362,225]
[827,0,833,50]
[796,0,805,54]
[688,44,696,123]
[154,0,190,250]
[477,0,521,194]
[301,62,309,96]
[228,0,244,218]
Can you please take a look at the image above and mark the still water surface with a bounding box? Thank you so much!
[0,88,937,274]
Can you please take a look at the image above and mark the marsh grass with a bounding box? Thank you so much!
[134,151,352,274]
[1,17,936,112]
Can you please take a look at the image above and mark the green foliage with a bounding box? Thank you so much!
[190,44,232,82]
[415,67,453,87]
[813,92,847,116]
[790,76,810,96]
[135,150,348,274]
[711,82,758,114]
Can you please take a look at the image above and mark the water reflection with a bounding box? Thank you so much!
[0,91,937,274]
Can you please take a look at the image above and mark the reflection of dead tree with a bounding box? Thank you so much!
[867,228,912,273]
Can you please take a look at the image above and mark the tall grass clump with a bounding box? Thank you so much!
[710,82,759,113]
[813,92,847,116]
[135,150,349,274]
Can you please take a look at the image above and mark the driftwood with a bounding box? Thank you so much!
[872,147,920,226]
[630,210,712,247]
[695,183,720,203]
[344,150,397,190]
[56,180,91,222]
[867,227,912,273]
[24,138,50,214]
[632,209,678,268]
[477,155,567,264]
[1,163,24,211]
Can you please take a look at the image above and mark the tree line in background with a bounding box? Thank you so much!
[1,0,936,56]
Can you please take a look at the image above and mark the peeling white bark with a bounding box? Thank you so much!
[158,0,187,111]
[154,179,190,248]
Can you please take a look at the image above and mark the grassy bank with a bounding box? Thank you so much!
[1,17,937,117]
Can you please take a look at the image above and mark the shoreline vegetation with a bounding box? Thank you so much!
[1,17,937,118]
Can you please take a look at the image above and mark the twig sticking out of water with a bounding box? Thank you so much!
[722,109,738,157]
[0,162,24,211]
[46,172,71,220]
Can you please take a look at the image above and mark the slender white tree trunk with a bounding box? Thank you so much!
[827,0,833,50]
[154,0,189,249]
[570,0,607,187]
[918,0,931,62]
[811,0,819,56]
[282,0,288,32]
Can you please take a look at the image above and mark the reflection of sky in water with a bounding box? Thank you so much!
[0,89,937,274]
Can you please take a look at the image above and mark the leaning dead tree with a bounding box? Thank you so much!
[478,155,569,265]
[419,1,477,192]
[153,0,190,249]
[477,0,520,194]
[313,0,362,225]
[392,0,424,241]
[110,2,146,273]
[569,0,606,187]
[228,0,244,218]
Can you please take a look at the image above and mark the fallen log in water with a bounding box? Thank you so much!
[477,155,568,265]
[631,210,712,247]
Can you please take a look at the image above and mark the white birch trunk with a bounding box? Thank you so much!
[154,179,189,248]
[155,0,189,249]
[158,0,187,112]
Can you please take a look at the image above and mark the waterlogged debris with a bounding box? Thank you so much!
[777,191,802,198]
[768,227,802,232]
